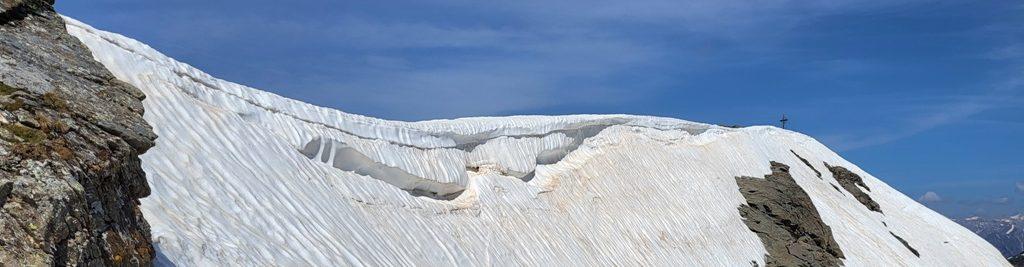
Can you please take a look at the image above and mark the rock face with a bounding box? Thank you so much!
[0,0,157,265]
[826,163,882,213]
[735,161,846,266]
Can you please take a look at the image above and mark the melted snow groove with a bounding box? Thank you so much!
[300,137,464,200]
[452,120,626,152]
[735,161,846,267]
[519,124,611,182]
[536,125,609,163]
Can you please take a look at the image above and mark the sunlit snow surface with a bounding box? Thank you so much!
[63,16,1006,266]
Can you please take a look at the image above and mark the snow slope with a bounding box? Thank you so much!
[63,17,1007,266]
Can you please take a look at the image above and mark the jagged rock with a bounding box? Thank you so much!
[0,0,53,22]
[790,150,821,178]
[15,111,37,128]
[825,163,882,213]
[0,180,11,206]
[0,0,156,265]
[735,161,846,267]
[890,231,920,257]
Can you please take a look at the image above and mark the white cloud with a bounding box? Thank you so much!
[1016,181,1024,193]
[164,0,931,120]
[986,44,1024,60]
[823,78,1024,151]
[308,0,1022,121]
[76,0,1021,123]
[919,191,943,203]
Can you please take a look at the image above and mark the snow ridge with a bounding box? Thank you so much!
[62,16,1008,266]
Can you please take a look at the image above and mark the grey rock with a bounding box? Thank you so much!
[15,110,36,127]
[889,231,920,257]
[735,161,846,267]
[0,0,53,20]
[790,150,821,178]
[0,180,11,206]
[0,0,157,265]
[825,163,883,213]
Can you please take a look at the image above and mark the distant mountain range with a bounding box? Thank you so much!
[955,214,1024,258]
[1010,252,1024,267]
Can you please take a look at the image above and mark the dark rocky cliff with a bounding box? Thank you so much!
[0,0,157,265]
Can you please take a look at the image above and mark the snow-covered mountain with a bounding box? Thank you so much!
[956,214,1024,257]
[60,16,1008,266]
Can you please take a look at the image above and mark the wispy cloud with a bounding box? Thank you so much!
[919,191,943,202]
[72,0,939,120]
[298,0,934,119]
[822,66,1023,151]
[986,44,1024,61]
[60,0,1021,125]
[813,2,1022,150]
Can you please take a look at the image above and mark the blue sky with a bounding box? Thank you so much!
[58,0,1022,218]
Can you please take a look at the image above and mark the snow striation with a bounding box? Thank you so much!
[62,16,1007,266]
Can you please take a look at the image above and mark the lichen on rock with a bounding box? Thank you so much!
[0,0,157,265]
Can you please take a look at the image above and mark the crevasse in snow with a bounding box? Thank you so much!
[62,16,1007,266]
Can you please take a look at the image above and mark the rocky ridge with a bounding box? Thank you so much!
[0,0,157,265]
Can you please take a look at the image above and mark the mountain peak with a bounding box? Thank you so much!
[50,16,1011,266]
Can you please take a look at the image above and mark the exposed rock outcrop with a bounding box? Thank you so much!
[790,150,821,178]
[889,231,920,257]
[735,161,846,267]
[825,163,882,213]
[0,0,157,265]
